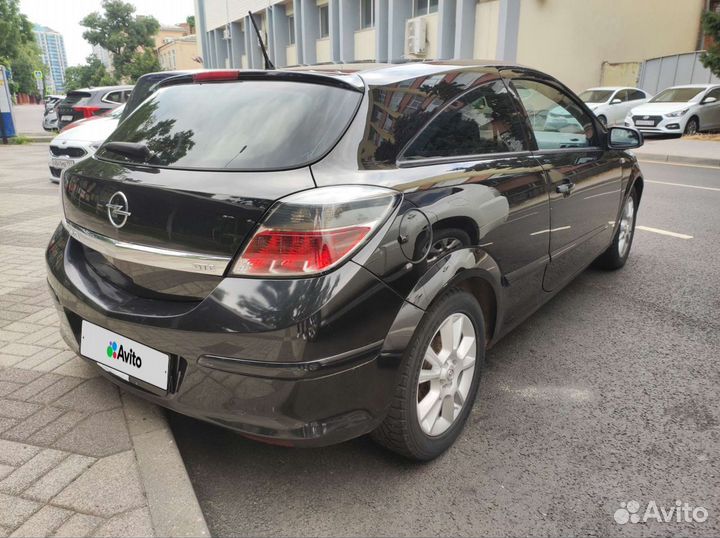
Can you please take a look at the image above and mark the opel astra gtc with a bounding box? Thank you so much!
[46,63,644,460]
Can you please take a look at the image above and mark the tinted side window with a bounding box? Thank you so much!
[403,80,528,159]
[512,79,597,150]
[706,88,720,100]
[616,90,629,102]
[104,91,122,103]
[628,89,646,101]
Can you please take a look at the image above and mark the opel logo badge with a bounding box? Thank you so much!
[106,192,131,229]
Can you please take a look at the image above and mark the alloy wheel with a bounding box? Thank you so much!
[617,195,635,258]
[685,119,698,135]
[416,313,477,436]
[426,237,462,263]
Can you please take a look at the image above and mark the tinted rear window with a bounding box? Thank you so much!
[98,80,362,170]
[63,91,91,105]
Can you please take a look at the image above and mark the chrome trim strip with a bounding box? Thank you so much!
[62,219,231,276]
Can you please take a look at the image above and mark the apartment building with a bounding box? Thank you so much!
[194,0,706,91]
[32,24,68,93]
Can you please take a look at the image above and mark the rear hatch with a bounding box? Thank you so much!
[61,72,363,300]
[57,91,94,127]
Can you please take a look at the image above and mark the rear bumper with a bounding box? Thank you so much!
[46,223,418,446]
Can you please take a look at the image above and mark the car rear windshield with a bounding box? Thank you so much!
[650,87,704,103]
[98,80,362,170]
[63,91,91,106]
[578,90,613,103]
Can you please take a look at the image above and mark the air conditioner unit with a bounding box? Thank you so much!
[223,27,231,40]
[406,18,427,55]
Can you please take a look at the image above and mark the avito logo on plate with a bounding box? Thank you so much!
[106,340,142,368]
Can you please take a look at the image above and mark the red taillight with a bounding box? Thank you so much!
[192,70,241,82]
[72,105,101,118]
[240,227,370,275]
[229,186,400,277]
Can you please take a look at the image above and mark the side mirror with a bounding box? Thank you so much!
[701,96,718,105]
[610,98,622,105]
[608,126,643,150]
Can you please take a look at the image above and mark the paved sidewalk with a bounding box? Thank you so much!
[634,137,720,167]
[0,145,208,538]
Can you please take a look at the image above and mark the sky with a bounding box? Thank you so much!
[20,0,196,66]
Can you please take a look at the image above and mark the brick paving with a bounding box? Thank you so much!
[0,145,154,537]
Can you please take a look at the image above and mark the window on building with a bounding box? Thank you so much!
[288,16,295,44]
[319,5,329,38]
[360,0,374,28]
[413,0,438,16]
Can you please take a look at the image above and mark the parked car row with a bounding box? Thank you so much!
[47,74,192,183]
[570,83,720,136]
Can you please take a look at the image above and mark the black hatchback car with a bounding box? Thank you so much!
[46,62,644,460]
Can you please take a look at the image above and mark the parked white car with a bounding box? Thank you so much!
[48,104,124,183]
[577,87,651,126]
[625,84,720,136]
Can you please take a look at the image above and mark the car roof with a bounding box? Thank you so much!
[584,86,640,91]
[69,85,134,93]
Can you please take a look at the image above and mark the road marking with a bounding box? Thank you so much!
[638,159,720,170]
[636,225,693,240]
[646,179,720,192]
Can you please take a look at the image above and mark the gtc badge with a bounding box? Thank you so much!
[106,191,131,228]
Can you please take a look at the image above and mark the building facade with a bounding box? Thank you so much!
[33,24,68,94]
[158,35,200,70]
[194,0,706,91]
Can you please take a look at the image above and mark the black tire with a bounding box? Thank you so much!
[371,288,485,461]
[594,188,638,270]
[597,115,607,127]
[684,117,699,136]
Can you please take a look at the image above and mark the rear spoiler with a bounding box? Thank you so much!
[156,69,365,93]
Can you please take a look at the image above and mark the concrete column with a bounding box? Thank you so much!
[294,0,304,64]
[329,0,340,63]
[338,0,358,63]
[230,21,245,68]
[454,0,475,59]
[375,0,388,62]
[245,16,262,68]
[387,0,411,62]
[496,0,520,62]
[437,0,456,60]
[206,30,216,68]
[271,4,290,67]
[300,0,319,64]
[265,7,276,67]
[195,0,208,66]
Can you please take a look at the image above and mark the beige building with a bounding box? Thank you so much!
[194,0,707,91]
[158,35,199,70]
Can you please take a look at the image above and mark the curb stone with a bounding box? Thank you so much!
[634,151,720,168]
[122,393,210,537]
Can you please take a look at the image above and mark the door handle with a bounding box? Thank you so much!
[556,180,575,196]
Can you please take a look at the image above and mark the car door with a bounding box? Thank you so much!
[700,87,720,129]
[610,89,633,125]
[505,75,624,292]
[396,77,552,328]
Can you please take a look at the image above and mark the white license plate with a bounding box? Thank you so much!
[61,115,73,121]
[50,158,74,169]
[635,120,655,126]
[80,320,169,390]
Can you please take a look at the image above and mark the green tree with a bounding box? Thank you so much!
[8,41,46,96]
[0,0,34,66]
[186,15,195,34]
[126,48,161,83]
[81,0,160,81]
[700,9,720,77]
[64,55,116,91]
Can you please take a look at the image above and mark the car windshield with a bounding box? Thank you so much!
[99,80,362,171]
[578,90,614,103]
[650,87,705,103]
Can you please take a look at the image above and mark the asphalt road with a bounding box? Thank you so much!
[170,160,720,537]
